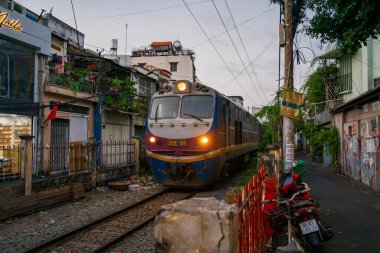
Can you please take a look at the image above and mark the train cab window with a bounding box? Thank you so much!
[149,96,180,119]
[181,95,213,118]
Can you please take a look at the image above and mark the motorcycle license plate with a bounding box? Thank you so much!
[299,219,319,235]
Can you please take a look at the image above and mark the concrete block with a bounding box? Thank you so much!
[154,197,239,253]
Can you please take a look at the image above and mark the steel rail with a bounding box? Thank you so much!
[91,191,197,253]
[22,187,171,253]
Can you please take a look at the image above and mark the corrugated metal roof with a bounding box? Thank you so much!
[151,41,172,46]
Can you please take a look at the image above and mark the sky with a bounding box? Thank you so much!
[17,0,323,109]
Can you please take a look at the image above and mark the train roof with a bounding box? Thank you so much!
[154,80,256,117]
[197,83,255,117]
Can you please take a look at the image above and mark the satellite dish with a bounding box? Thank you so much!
[173,40,182,51]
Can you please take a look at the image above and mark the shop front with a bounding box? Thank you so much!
[0,113,32,175]
[0,4,50,179]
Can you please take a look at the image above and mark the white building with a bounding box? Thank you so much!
[131,41,196,82]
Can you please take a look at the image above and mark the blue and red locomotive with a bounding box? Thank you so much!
[145,80,261,187]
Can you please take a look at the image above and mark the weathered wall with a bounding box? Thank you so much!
[339,101,380,191]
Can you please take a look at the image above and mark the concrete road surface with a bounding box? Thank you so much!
[299,153,380,253]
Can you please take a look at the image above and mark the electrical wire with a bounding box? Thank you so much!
[182,0,258,106]
[220,35,277,90]
[223,0,269,102]
[73,0,211,21]
[210,0,264,103]
[190,7,276,49]
[69,0,80,46]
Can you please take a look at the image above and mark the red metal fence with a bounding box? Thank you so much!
[236,165,277,253]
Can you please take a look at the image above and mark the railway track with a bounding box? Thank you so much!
[23,188,196,253]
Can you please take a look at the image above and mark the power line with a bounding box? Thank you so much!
[223,0,269,102]
[69,0,80,46]
[220,35,277,90]
[182,0,258,106]
[190,7,276,49]
[73,0,211,21]
[210,0,265,104]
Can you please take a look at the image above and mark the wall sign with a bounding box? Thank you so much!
[280,90,303,120]
[0,12,23,32]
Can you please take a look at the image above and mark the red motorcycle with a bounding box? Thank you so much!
[266,167,333,252]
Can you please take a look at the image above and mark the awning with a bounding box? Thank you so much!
[0,97,39,116]
[333,85,380,113]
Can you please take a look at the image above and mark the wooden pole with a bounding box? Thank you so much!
[20,135,34,196]
[283,0,295,173]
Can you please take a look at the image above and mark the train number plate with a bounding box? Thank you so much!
[168,140,188,147]
[299,219,319,235]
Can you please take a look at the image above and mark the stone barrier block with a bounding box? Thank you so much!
[154,197,239,253]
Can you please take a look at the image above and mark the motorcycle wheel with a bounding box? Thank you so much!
[303,232,323,253]
[270,231,288,251]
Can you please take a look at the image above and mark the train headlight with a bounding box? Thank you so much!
[177,81,187,92]
[149,136,156,143]
[201,137,209,144]
[175,81,190,93]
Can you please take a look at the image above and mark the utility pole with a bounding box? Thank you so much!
[125,24,128,64]
[283,0,294,173]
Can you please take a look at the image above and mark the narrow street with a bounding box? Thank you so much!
[299,153,380,253]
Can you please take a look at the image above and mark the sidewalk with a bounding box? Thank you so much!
[298,153,380,253]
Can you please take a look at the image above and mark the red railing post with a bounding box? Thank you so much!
[236,164,273,253]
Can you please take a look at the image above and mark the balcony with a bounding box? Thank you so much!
[47,70,98,95]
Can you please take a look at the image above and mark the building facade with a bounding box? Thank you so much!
[321,38,380,191]
[0,2,50,176]
[131,41,196,82]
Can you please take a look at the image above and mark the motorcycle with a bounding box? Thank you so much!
[267,160,333,252]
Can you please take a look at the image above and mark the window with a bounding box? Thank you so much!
[149,96,180,119]
[138,79,152,97]
[170,62,178,72]
[339,55,352,93]
[181,95,213,118]
[0,38,35,100]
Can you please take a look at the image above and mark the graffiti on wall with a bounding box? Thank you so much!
[343,118,379,189]
[360,118,378,187]
[343,133,360,180]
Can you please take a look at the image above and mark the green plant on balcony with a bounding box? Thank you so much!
[103,77,142,112]
[67,68,94,92]
[69,81,81,92]
[302,64,339,116]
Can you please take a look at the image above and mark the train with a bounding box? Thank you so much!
[145,80,262,187]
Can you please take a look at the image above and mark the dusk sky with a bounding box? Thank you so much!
[17,0,323,109]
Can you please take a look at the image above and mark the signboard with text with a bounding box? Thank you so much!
[280,90,303,120]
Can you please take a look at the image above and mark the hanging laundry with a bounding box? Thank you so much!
[55,56,65,74]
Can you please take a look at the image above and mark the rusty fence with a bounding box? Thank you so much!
[99,140,136,168]
[0,140,136,181]
[236,165,278,253]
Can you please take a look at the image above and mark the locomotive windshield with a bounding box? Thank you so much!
[149,96,180,119]
[181,95,213,118]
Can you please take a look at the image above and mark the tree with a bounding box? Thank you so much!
[306,0,380,55]
[270,0,308,38]
[302,64,338,116]
[255,93,283,146]
[271,0,380,54]
[103,77,140,112]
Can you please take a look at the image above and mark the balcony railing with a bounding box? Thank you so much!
[47,70,98,95]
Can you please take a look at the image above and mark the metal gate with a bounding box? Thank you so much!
[50,119,69,174]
